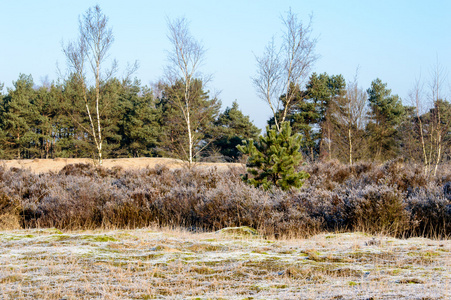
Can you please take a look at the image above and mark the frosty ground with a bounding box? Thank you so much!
[0,227,449,299]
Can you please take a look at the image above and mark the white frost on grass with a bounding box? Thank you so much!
[0,229,449,299]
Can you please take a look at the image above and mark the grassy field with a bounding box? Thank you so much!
[0,227,450,299]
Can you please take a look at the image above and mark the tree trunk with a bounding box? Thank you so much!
[187,102,193,164]
[348,128,352,165]
[17,134,20,159]
[327,120,332,161]
[96,60,103,165]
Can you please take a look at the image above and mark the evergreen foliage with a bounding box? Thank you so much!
[156,79,221,160]
[117,80,161,157]
[269,83,319,160]
[306,73,346,160]
[0,74,38,159]
[210,101,261,161]
[238,122,309,190]
[366,78,405,161]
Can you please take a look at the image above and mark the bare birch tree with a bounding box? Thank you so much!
[253,8,318,132]
[63,5,114,165]
[332,73,367,165]
[410,77,429,174]
[165,17,207,164]
[409,60,451,175]
[429,60,450,176]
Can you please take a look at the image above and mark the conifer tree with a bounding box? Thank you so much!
[0,74,39,159]
[306,73,346,160]
[210,101,260,161]
[157,79,221,160]
[118,80,161,157]
[366,78,404,161]
[268,83,319,161]
[238,122,309,190]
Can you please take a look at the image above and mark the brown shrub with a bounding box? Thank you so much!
[0,193,22,230]
[0,161,449,238]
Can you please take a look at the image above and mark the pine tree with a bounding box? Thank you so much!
[366,78,404,161]
[33,83,62,159]
[0,74,39,159]
[305,73,346,160]
[269,83,320,161]
[157,79,221,161]
[118,80,161,157]
[238,122,309,190]
[209,101,260,161]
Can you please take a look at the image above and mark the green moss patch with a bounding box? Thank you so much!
[215,226,259,237]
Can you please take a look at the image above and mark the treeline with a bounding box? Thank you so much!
[271,72,451,171]
[0,5,450,169]
[1,71,450,168]
[0,74,260,162]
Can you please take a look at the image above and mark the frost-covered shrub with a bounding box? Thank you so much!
[345,184,411,234]
[0,192,22,230]
[443,182,451,201]
[406,183,451,237]
[0,161,449,237]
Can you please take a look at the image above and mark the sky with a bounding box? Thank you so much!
[1,0,451,129]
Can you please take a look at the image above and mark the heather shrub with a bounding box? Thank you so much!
[444,182,451,201]
[302,160,376,190]
[435,163,451,184]
[303,159,432,194]
[0,161,449,237]
[345,185,411,235]
[378,158,428,191]
[407,183,451,237]
[290,188,348,231]
[0,193,22,230]
[59,163,121,178]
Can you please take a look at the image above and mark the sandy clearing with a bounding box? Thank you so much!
[0,157,244,173]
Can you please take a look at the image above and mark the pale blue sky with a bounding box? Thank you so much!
[1,0,450,128]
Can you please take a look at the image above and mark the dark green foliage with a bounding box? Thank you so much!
[270,73,347,161]
[238,122,309,190]
[209,101,260,161]
[156,79,221,160]
[306,73,346,120]
[1,70,449,166]
[0,74,39,159]
[269,83,319,160]
[0,74,167,159]
[32,84,63,159]
[305,73,346,160]
[366,78,405,161]
[117,81,161,157]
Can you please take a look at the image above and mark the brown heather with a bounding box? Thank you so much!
[0,160,450,238]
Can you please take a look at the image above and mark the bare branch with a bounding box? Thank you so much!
[253,8,318,131]
[165,16,207,164]
[123,60,140,83]
[62,5,114,165]
[252,38,282,130]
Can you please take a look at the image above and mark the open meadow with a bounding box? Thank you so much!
[1,227,450,299]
